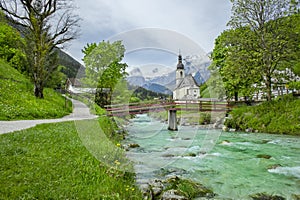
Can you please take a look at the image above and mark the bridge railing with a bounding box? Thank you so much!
[104,100,237,116]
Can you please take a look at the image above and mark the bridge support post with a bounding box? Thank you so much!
[168,109,178,131]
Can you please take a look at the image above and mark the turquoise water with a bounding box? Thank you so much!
[124,114,300,199]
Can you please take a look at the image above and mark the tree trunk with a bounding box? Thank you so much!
[234,91,238,102]
[265,75,272,101]
[34,82,44,99]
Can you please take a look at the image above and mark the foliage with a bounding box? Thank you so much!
[82,40,128,107]
[0,11,27,72]
[288,81,300,91]
[210,27,262,101]
[215,0,300,101]
[44,65,67,89]
[199,83,209,98]
[225,94,300,135]
[131,85,170,101]
[0,60,72,120]
[0,121,142,199]
[82,40,126,87]
[204,70,226,100]
[0,0,80,98]
[199,112,211,125]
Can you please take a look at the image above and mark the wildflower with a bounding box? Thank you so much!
[114,160,120,165]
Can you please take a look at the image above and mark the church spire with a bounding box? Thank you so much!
[177,51,184,69]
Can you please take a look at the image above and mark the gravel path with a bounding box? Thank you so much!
[0,99,98,134]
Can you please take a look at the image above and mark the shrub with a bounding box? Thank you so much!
[199,112,211,125]
[225,94,300,135]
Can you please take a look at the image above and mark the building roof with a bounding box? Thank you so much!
[175,74,199,90]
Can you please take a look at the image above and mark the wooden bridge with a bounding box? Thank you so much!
[105,100,234,131]
[105,100,233,116]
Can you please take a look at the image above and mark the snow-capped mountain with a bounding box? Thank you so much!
[126,54,211,94]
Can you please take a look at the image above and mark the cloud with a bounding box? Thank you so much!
[67,0,231,65]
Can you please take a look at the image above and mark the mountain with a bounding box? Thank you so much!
[57,49,85,78]
[142,83,172,95]
[127,54,211,93]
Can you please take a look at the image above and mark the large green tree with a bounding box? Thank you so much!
[228,0,300,101]
[210,27,262,101]
[0,0,80,98]
[82,40,128,107]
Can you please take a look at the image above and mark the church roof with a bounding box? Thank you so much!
[175,74,199,90]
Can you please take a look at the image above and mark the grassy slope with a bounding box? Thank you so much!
[0,121,142,199]
[0,60,72,120]
[225,95,300,135]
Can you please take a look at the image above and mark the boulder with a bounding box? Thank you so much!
[149,179,164,197]
[128,143,140,148]
[222,126,229,132]
[245,128,253,133]
[267,164,282,170]
[161,189,187,200]
[257,154,272,159]
[250,193,285,200]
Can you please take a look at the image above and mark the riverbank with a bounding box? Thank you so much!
[225,94,300,135]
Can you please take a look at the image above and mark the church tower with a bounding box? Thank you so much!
[176,54,185,87]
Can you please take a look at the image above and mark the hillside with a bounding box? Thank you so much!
[0,60,72,120]
[57,49,85,78]
[225,95,300,135]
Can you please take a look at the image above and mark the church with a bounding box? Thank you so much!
[173,54,200,100]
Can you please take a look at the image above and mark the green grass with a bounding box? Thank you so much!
[0,121,142,199]
[225,94,300,135]
[0,59,72,120]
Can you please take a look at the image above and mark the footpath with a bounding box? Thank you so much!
[0,99,98,134]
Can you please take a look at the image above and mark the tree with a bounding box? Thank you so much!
[228,0,300,101]
[0,11,26,72]
[0,0,80,98]
[82,40,128,107]
[210,27,262,101]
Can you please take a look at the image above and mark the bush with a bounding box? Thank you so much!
[225,94,300,135]
[199,112,211,125]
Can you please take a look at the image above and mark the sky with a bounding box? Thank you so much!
[67,0,232,69]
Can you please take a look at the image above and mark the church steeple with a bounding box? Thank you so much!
[177,54,184,69]
[175,52,185,88]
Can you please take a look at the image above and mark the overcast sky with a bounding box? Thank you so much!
[67,0,232,67]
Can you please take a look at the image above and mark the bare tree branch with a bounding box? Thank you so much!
[0,0,80,98]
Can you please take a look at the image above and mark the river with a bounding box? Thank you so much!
[124,114,300,199]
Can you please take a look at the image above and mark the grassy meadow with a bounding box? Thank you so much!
[0,59,72,120]
[0,121,142,199]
